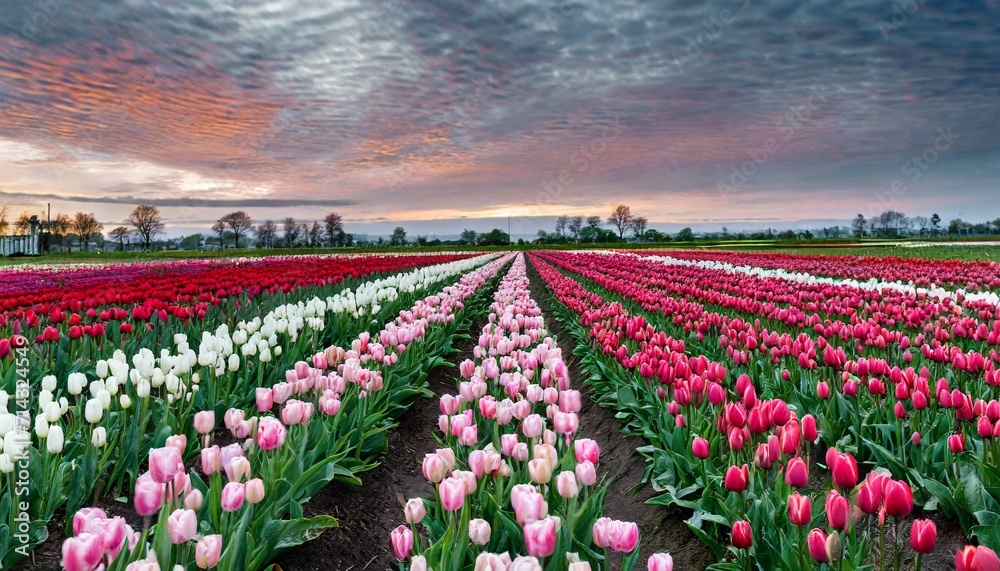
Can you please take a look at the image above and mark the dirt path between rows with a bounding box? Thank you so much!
[525,257,714,570]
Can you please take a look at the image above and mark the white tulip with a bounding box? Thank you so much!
[274,346,282,357]
[106,378,119,396]
[0,413,15,436]
[120,394,132,409]
[173,333,187,345]
[3,432,25,458]
[42,375,58,391]
[85,398,103,423]
[151,368,165,388]
[35,415,49,438]
[92,426,107,447]
[38,389,53,410]
[44,402,61,423]
[47,425,64,454]
[0,390,7,409]
[95,360,109,379]
[97,389,111,409]
[60,397,69,415]
[0,454,13,473]
[67,372,87,395]
[259,346,272,363]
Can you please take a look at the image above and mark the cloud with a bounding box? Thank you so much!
[0,190,357,208]
[0,0,997,226]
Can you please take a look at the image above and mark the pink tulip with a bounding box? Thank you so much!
[225,455,252,483]
[201,445,222,475]
[255,388,274,412]
[257,417,287,450]
[221,482,246,512]
[559,390,582,413]
[72,508,108,536]
[168,509,198,544]
[593,517,614,549]
[647,553,674,571]
[184,489,204,511]
[245,478,265,504]
[514,489,548,526]
[556,471,579,498]
[576,461,597,486]
[469,518,492,546]
[524,517,557,558]
[195,535,223,569]
[405,498,426,524]
[436,447,457,471]
[149,446,183,484]
[422,453,448,483]
[134,472,165,516]
[390,525,414,560]
[609,520,639,553]
[553,411,579,435]
[194,411,215,435]
[62,533,104,571]
[439,476,467,511]
[574,439,600,464]
[522,414,544,438]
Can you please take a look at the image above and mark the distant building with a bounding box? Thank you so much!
[0,225,41,256]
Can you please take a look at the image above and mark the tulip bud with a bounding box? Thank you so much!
[195,535,223,569]
[468,518,491,546]
[245,478,265,504]
[405,498,426,524]
[556,471,579,499]
[731,520,753,549]
[910,519,937,554]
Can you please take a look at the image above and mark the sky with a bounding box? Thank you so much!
[1,0,998,239]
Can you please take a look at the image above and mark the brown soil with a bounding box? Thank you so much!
[272,329,479,571]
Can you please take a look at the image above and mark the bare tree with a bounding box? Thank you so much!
[126,205,166,251]
[221,211,254,249]
[283,217,300,248]
[555,215,569,236]
[71,212,104,252]
[0,205,8,235]
[324,212,344,247]
[109,226,130,251]
[255,220,278,248]
[586,215,602,230]
[629,216,648,241]
[212,220,227,249]
[568,216,583,241]
[309,221,322,247]
[607,204,632,240]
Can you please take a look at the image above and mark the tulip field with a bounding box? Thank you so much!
[2,248,999,570]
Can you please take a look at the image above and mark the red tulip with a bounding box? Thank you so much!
[724,464,749,493]
[857,481,881,514]
[949,433,966,453]
[802,414,818,443]
[830,451,858,489]
[956,545,1000,571]
[785,457,809,488]
[817,381,831,399]
[884,480,914,518]
[731,520,753,549]
[691,436,710,460]
[825,490,849,530]
[788,493,812,526]
[910,519,937,554]
[808,529,828,562]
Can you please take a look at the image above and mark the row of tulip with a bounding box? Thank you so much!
[56,253,517,571]
[0,254,497,568]
[533,249,1000,538]
[390,254,674,571]
[642,249,1000,292]
[529,252,998,570]
[635,252,1000,310]
[0,254,477,382]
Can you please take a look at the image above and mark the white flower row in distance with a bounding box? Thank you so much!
[0,254,500,466]
[623,251,1000,309]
